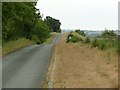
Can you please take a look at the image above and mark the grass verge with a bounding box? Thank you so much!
[44,33,118,88]
[2,33,58,57]
[2,38,34,56]
[44,32,58,44]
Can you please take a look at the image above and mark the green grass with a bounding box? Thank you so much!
[2,38,34,56]
[44,32,58,44]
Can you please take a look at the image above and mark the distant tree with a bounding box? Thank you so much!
[44,16,61,33]
[101,29,116,38]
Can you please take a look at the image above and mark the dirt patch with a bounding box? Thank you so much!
[45,33,118,88]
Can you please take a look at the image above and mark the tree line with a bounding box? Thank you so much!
[2,2,61,44]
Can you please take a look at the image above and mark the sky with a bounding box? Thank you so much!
[36,0,119,30]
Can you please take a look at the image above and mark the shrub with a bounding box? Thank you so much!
[66,32,73,43]
[32,35,41,44]
[97,41,106,50]
[33,20,50,43]
[101,29,116,38]
[67,31,85,43]
[116,41,120,54]
[70,35,80,43]
[75,29,81,34]
[91,38,118,51]
[75,29,86,37]
[84,37,90,43]
[91,38,98,47]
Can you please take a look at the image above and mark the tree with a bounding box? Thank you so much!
[2,2,51,44]
[33,20,50,44]
[101,29,116,38]
[2,3,37,40]
[44,16,61,33]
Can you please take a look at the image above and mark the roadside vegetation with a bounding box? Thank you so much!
[2,2,61,56]
[44,29,119,88]
[45,33,118,88]
[43,32,58,44]
[67,29,120,54]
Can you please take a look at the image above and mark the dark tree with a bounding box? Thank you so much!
[2,2,51,44]
[44,16,61,33]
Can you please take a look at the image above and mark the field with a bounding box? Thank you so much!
[45,33,118,88]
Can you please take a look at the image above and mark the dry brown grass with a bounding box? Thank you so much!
[46,33,118,88]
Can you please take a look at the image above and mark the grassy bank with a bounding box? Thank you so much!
[2,38,34,56]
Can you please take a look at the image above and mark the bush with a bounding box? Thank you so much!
[91,38,118,51]
[33,20,50,44]
[91,38,98,47]
[70,35,81,43]
[32,35,41,44]
[84,37,90,43]
[67,31,85,43]
[116,47,120,54]
[75,29,81,34]
[116,41,120,54]
[97,41,106,50]
[101,29,116,38]
[66,32,73,43]
[75,29,86,37]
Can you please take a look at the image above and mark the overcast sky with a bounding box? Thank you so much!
[36,0,119,30]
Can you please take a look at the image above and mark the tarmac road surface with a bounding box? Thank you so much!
[2,34,61,88]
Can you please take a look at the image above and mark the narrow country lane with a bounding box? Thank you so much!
[2,34,61,88]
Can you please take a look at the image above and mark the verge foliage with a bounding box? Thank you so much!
[2,2,61,44]
[67,31,86,43]
[75,29,86,37]
[101,29,117,38]
[67,29,120,54]
[44,16,61,33]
